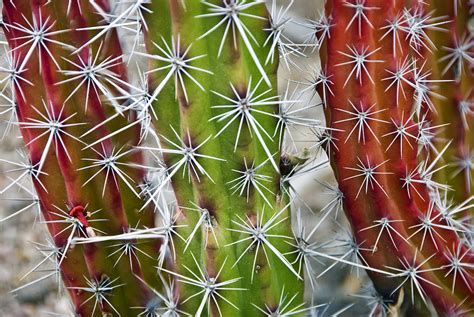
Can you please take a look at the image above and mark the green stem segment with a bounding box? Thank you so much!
[144,0,303,315]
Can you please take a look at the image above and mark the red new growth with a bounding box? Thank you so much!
[69,205,89,228]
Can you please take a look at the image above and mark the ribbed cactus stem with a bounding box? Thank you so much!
[320,0,474,314]
[143,1,304,315]
[2,0,160,315]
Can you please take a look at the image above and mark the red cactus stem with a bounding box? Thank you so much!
[321,0,474,314]
[2,1,102,314]
[2,0,159,315]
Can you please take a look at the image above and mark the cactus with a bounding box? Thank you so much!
[1,0,473,316]
[1,1,161,315]
[139,1,306,315]
[319,0,474,315]
[0,0,307,316]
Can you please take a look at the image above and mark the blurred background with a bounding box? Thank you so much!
[0,1,380,316]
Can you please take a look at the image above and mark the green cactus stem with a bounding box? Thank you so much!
[142,1,304,315]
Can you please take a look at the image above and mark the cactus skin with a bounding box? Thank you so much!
[320,0,474,315]
[1,0,305,316]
